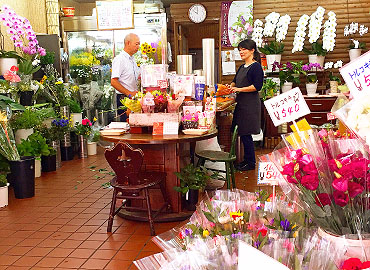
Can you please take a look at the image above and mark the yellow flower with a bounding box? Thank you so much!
[229,211,243,220]
[291,223,297,230]
[203,230,209,238]
[0,111,7,122]
[55,81,63,85]
[40,75,47,84]
[151,48,156,53]
[293,231,298,238]
[93,117,97,122]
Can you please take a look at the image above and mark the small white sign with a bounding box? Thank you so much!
[163,122,178,135]
[257,162,281,185]
[143,97,155,106]
[222,61,236,75]
[264,87,311,127]
[96,0,133,30]
[340,50,370,100]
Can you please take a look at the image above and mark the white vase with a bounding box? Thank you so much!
[0,58,17,75]
[35,158,41,178]
[87,142,97,156]
[15,128,34,144]
[329,81,338,93]
[308,55,325,70]
[0,183,9,208]
[281,82,293,93]
[71,112,83,126]
[349,49,362,61]
[266,54,282,71]
[306,83,318,96]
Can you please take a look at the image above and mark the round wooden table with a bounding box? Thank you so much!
[101,130,218,222]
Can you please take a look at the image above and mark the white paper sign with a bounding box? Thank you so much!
[222,61,236,75]
[96,0,133,30]
[163,122,178,135]
[238,241,290,270]
[257,162,281,185]
[264,87,311,126]
[340,50,370,99]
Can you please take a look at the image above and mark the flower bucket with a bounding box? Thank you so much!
[349,49,362,61]
[71,112,82,126]
[35,158,41,178]
[0,58,17,75]
[61,132,71,147]
[51,140,61,169]
[61,146,74,161]
[266,54,281,71]
[42,118,54,128]
[306,83,318,96]
[281,82,293,93]
[308,55,325,70]
[96,110,109,126]
[60,105,70,119]
[15,128,33,144]
[0,183,9,208]
[329,81,338,93]
[19,91,33,106]
[78,135,88,159]
[9,156,35,199]
[87,142,97,156]
[41,154,56,172]
[186,189,199,211]
[62,7,75,17]
[318,228,370,261]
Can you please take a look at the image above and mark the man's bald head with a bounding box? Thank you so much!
[124,33,140,56]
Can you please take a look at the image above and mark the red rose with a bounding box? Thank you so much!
[352,160,367,179]
[333,190,349,207]
[302,162,318,175]
[332,177,349,192]
[362,261,370,269]
[341,257,363,270]
[338,165,354,179]
[348,182,364,198]
[10,65,18,72]
[282,162,295,177]
[315,193,331,207]
[257,227,267,237]
[301,174,319,190]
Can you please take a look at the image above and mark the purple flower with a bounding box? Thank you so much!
[286,62,293,70]
[184,228,193,236]
[280,219,291,231]
[240,16,246,25]
[254,240,261,249]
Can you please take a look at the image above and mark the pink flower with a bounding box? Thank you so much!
[332,177,349,192]
[318,129,328,138]
[282,162,295,176]
[298,154,313,166]
[348,182,364,198]
[315,193,331,207]
[3,70,20,82]
[301,174,319,190]
[286,149,303,160]
[286,175,298,184]
[302,162,318,175]
[328,159,339,171]
[333,191,349,207]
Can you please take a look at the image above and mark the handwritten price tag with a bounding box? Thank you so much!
[264,87,310,126]
[157,80,168,89]
[257,162,281,185]
[340,50,370,100]
[327,112,336,120]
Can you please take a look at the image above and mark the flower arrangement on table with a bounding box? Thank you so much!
[151,90,168,112]
[344,22,368,50]
[0,5,46,76]
[229,13,254,47]
[121,92,143,113]
[74,118,92,138]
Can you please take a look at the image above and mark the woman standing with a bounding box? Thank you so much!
[229,39,264,171]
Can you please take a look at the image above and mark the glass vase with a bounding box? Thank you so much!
[51,140,61,169]
[78,135,88,159]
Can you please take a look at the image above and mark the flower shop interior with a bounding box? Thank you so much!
[0,0,370,269]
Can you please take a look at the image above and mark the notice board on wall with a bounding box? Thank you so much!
[96,0,134,30]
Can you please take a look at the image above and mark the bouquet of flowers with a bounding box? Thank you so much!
[0,110,19,161]
[152,90,168,113]
[121,92,143,113]
[39,67,69,107]
[167,94,185,113]
[69,51,100,84]
[74,118,92,138]
[344,22,368,50]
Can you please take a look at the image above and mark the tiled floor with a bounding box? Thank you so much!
[0,147,265,270]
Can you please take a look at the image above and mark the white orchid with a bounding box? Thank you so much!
[359,25,369,36]
[307,6,325,44]
[323,11,336,52]
[275,14,291,42]
[292,14,310,53]
[252,19,264,47]
[333,60,343,68]
[263,12,280,37]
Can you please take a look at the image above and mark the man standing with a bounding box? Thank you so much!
[111,33,140,121]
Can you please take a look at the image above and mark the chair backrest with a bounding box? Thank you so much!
[104,142,144,185]
[229,125,238,157]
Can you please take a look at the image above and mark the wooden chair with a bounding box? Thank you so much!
[195,125,238,189]
[105,142,170,235]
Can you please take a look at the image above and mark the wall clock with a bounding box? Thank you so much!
[188,4,207,24]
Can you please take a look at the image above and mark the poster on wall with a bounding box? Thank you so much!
[220,1,253,48]
[96,0,134,30]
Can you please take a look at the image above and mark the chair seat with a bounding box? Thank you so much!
[196,150,236,162]
[111,171,166,191]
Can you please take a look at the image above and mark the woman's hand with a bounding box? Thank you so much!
[231,87,239,93]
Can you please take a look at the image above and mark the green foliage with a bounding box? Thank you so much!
[34,105,57,120]
[18,59,40,75]
[173,164,216,194]
[349,42,366,50]
[261,78,278,101]
[329,72,341,83]
[0,50,20,59]
[10,109,42,130]
[40,51,55,65]
[89,129,100,143]
[17,132,53,157]
[67,98,82,113]
[36,124,64,143]
[0,174,7,187]
[306,73,318,83]
[0,155,10,174]
[302,41,327,56]
[0,95,25,112]
[259,41,284,55]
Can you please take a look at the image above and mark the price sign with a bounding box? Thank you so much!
[157,80,168,89]
[96,0,133,30]
[257,162,281,185]
[264,87,310,127]
[340,50,370,99]
[327,112,336,120]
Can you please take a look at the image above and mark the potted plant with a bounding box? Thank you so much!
[0,173,9,208]
[74,118,92,159]
[255,13,291,70]
[174,163,211,211]
[10,108,42,144]
[49,118,73,162]
[68,98,82,126]
[344,22,368,61]
[305,73,318,96]
[0,50,20,76]
[273,61,304,93]
[324,60,344,94]
[261,78,278,101]
[87,128,100,156]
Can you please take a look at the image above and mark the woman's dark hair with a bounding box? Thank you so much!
[238,39,261,64]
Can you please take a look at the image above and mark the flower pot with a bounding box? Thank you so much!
[0,58,17,75]
[0,183,9,208]
[61,146,74,161]
[42,118,54,128]
[308,55,325,70]
[329,81,338,93]
[78,135,88,159]
[9,156,35,199]
[306,83,318,96]
[281,82,293,93]
[71,112,82,126]
[41,154,56,172]
[51,140,61,169]
[186,189,199,211]
[318,227,370,261]
[19,91,33,106]
[87,142,97,156]
[35,158,41,178]
[15,128,33,144]
[266,54,282,71]
[59,105,70,119]
[349,49,362,61]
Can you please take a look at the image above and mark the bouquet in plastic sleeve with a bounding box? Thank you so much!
[167,94,185,113]
[152,90,168,112]
[140,92,155,113]
[121,92,143,113]
[79,80,102,110]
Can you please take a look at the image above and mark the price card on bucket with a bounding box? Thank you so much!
[264,87,311,127]
[257,162,282,185]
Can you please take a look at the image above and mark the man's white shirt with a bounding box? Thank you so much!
[111,51,140,94]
